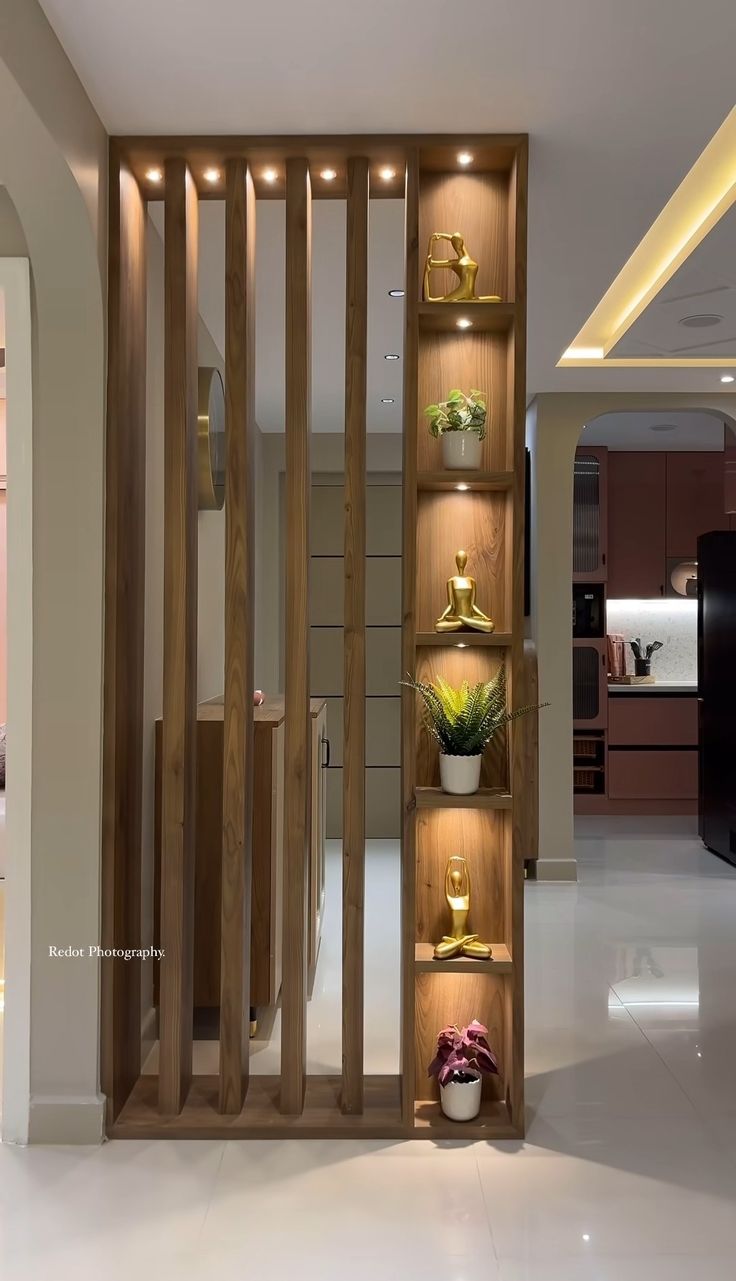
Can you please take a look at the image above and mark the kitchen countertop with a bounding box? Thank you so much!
[608,682,697,695]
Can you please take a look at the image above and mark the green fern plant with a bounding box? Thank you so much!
[402,668,547,757]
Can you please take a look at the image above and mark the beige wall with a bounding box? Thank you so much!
[527,392,736,882]
[0,11,108,1140]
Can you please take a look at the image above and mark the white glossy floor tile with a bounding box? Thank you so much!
[3,817,736,1277]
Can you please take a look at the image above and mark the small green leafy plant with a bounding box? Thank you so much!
[424,389,487,439]
[402,668,547,757]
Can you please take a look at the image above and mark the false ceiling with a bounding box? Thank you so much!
[38,0,736,401]
[580,411,729,451]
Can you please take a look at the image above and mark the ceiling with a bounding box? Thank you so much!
[38,0,736,410]
[580,410,730,451]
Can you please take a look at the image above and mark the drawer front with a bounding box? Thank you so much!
[608,697,697,747]
[608,749,698,799]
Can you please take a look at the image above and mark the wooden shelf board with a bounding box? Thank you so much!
[412,1096,519,1138]
[416,632,512,648]
[417,301,517,334]
[110,1073,405,1140]
[414,787,512,810]
[414,942,512,973]
[416,471,514,493]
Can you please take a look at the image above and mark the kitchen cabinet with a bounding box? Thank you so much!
[607,694,698,802]
[572,639,608,729]
[573,447,607,582]
[607,452,666,598]
[666,452,729,559]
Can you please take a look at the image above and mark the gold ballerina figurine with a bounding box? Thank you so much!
[434,856,492,960]
[423,232,502,303]
[435,550,494,634]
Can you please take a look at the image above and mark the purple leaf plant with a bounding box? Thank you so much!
[428,1020,499,1087]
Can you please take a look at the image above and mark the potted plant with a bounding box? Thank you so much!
[403,667,546,794]
[424,388,487,471]
[428,1020,499,1121]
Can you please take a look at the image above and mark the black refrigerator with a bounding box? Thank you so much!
[698,530,736,865]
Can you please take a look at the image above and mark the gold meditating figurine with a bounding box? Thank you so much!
[434,856,492,960]
[435,550,494,634]
[423,232,502,303]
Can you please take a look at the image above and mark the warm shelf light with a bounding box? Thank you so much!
[456,317,473,330]
[456,642,468,648]
[721,374,735,383]
[379,166,396,181]
[263,168,278,184]
[203,167,221,184]
[388,289,405,298]
[456,483,469,491]
[457,152,473,166]
[384,353,400,360]
[145,167,163,184]
[320,168,337,181]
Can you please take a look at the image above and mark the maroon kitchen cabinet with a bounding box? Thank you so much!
[665,452,729,559]
[607,453,666,598]
[573,447,607,582]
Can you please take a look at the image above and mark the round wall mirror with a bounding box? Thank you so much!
[197,367,225,510]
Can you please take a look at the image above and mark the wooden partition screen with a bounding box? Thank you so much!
[103,134,528,1139]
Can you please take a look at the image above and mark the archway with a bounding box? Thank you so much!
[527,392,736,882]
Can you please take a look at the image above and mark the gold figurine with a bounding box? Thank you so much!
[423,233,502,303]
[434,856,492,960]
[435,550,494,634]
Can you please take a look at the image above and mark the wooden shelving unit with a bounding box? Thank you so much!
[402,139,527,1138]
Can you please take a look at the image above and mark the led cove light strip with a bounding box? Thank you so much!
[559,106,736,368]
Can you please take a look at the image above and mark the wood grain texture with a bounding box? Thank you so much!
[219,160,257,1112]
[101,150,147,1123]
[342,156,369,1114]
[400,151,420,1127]
[517,640,539,863]
[415,808,507,947]
[281,157,312,1115]
[418,171,509,302]
[417,331,509,474]
[252,722,283,1007]
[414,971,506,1101]
[416,490,508,634]
[159,158,199,1116]
[309,708,327,988]
[506,141,528,1132]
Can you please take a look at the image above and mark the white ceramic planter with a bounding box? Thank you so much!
[440,1072,482,1122]
[441,431,482,470]
[440,752,482,795]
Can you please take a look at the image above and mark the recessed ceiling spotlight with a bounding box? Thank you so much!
[679,313,723,328]
[381,398,395,404]
[721,374,735,383]
[388,289,405,298]
[203,167,221,184]
[379,166,396,181]
[650,423,677,432]
[263,168,278,184]
[457,151,473,166]
[456,483,469,491]
[384,353,400,360]
[456,318,472,330]
[320,168,337,181]
[145,167,163,183]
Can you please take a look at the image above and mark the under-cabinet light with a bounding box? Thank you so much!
[456,317,473,330]
[379,166,396,181]
[457,152,473,166]
[145,167,163,183]
[456,642,468,648]
[456,483,469,491]
[263,168,278,184]
[320,168,337,181]
[203,168,221,184]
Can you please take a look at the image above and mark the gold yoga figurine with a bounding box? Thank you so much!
[423,233,501,303]
[434,856,492,960]
[435,550,494,634]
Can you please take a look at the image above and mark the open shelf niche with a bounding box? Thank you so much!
[401,139,527,1138]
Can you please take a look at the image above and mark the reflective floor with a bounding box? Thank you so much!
[4,816,736,1278]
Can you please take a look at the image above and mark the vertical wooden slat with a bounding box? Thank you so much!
[101,147,147,1123]
[342,156,369,1115]
[219,160,257,1113]
[400,151,420,1128]
[507,140,529,1132]
[281,156,312,1115]
[159,157,199,1116]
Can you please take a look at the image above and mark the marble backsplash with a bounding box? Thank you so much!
[606,598,697,683]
